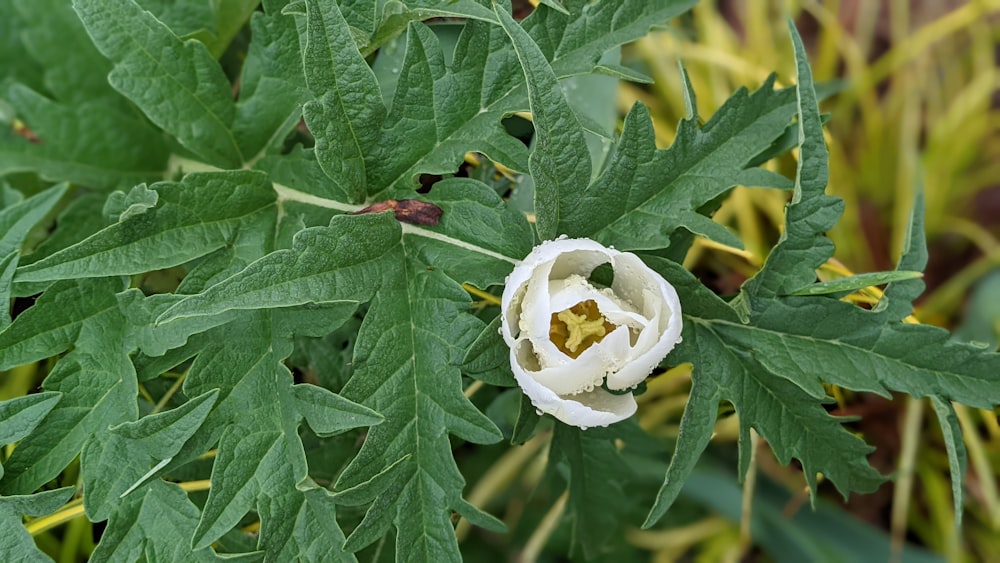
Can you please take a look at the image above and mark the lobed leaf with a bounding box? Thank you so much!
[232,0,310,163]
[0,85,169,190]
[300,0,385,203]
[643,257,887,526]
[174,311,370,560]
[73,0,244,167]
[0,277,125,371]
[81,389,219,521]
[11,0,122,106]
[90,481,245,562]
[551,425,633,559]
[646,25,1000,529]
[157,213,399,322]
[525,0,698,79]
[15,171,276,283]
[0,487,76,562]
[577,82,799,251]
[0,183,66,327]
[0,278,136,495]
[739,24,842,306]
[495,3,590,241]
[0,392,61,480]
[362,20,529,196]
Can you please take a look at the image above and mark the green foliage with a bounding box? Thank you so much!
[0,1,997,561]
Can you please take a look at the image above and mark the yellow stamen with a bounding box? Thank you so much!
[558,309,607,353]
[549,300,616,358]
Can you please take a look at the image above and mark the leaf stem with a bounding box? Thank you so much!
[455,432,549,541]
[26,498,85,537]
[738,429,759,557]
[26,479,213,536]
[164,154,223,178]
[462,284,502,306]
[463,380,485,399]
[151,371,187,415]
[400,223,521,265]
[890,395,925,562]
[520,490,569,562]
[624,516,731,551]
[272,183,363,213]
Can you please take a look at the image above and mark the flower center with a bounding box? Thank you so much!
[549,300,616,358]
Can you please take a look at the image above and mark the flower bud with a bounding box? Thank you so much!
[501,238,683,428]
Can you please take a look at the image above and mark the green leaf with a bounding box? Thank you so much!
[137,0,217,40]
[646,27,877,523]
[739,24,843,306]
[336,258,502,561]
[18,193,107,266]
[461,316,515,387]
[118,291,240,357]
[157,213,399,322]
[0,278,136,495]
[232,0,309,162]
[91,481,244,562]
[525,0,697,79]
[0,252,16,331]
[0,392,61,480]
[397,178,531,289]
[280,483,358,562]
[292,383,383,437]
[73,0,244,167]
[536,0,570,16]
[0,3,44,94]
[0,183,66,327]
[81,389,218,521]
[551,425,632,559]
[11,0,121,106]
[574,80,800,250]
[208,0,261,58]
[0,84,169,190]
[0,277,125,371]
[15,171,276,283]
[364,1,497,54]
[642,257,887,526]
[721,298,1000,405]
[173,311,370,560]
[495,3,590,241]
[929,396,967,529]
[335,0,376,37]
[159,202,519,560]
[103,183,158,221]
[366,20,529,196]
[0,487,76,563]
[0,392,61,447]
[646,25,1000,527]
[300,0,385,203]
[790,270,923,296]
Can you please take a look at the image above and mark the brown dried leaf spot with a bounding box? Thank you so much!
[354,199,443,226]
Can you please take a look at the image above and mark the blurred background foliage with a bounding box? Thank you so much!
[606,0,1000,561]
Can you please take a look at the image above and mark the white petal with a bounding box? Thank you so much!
[511,348,637,428]
[502,236,684,425]
[606,296,682,390]
[513,338,602,395]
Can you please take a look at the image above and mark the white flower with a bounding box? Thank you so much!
[500,237,683,428]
